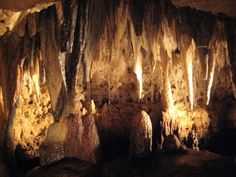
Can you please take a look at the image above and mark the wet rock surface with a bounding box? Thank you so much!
[27,150,236,177]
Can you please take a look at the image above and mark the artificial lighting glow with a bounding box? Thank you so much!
[91,99,96,114]
[134,53,143,99]
[186,40,195,111]
[206,55,216,105]
[204,55,209,80]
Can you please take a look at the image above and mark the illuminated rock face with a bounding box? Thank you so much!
[0,0,235,170]
[40,113,100,166]
[161,104,210,144]
[81,0,235,111]
[14,71,54,158]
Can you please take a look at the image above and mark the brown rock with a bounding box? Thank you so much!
[40,113,100,166]
[27,13,37,37]
[163,134,181,152]
[129,110,152,157]
[40,143,65,166]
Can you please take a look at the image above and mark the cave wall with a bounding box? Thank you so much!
[0,0,235,166]
[78,0,235,108]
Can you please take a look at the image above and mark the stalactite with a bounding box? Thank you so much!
[185,40,195,111]
[60,0,78,53]
[65,0,85,94]
[197,47,209,81]
[166,63,175,114]
[31,55,41,97]
[0,1,236,170]
[134,49,143,99]
[26,13,37,38]
[206,50,216,105]
[83,0,107,100]
[4,34,26,157]
[39,6,66,120]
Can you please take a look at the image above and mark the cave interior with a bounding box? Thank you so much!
[0,0,236,177]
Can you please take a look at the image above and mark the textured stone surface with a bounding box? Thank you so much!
[163,134,181,152]
[0,1,235,174]
[162,104,210,143]
[170,0,236,17]
[40,113,100,166]
[0,2,55,36]
[96,103,162,153]
[129,110,152,157]
[0,0,56,11]
[13,71,54,158]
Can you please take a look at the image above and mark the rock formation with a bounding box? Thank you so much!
[0,0,235,176]
[129,110,152,157]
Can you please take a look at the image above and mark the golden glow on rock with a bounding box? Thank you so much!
[91,99,96,114]
[0,2,55,36]
[186,40,195,111]
[134,54,143,99]
[206,53,216,105]
[167,78,175,114]
[0,86,4,115]
[32,74,40,96]
[164,61,175,115]
[13,71,54,157]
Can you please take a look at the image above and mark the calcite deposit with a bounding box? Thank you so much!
[0,1,235,176]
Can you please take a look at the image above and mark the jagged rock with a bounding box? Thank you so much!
[40,113,100,166]
[13,72,54,159]
[129,110,152,157]
[40,143,65,166]
[163,134,181,152]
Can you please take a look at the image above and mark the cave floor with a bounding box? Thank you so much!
[25,149,236,177]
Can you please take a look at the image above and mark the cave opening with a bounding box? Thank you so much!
[0,0,236,177]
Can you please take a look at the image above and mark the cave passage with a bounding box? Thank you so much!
[0,0,236,177]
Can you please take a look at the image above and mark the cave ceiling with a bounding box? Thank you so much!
[0,0,236,36]
[0,0,57,36]
[170,0,236,17]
